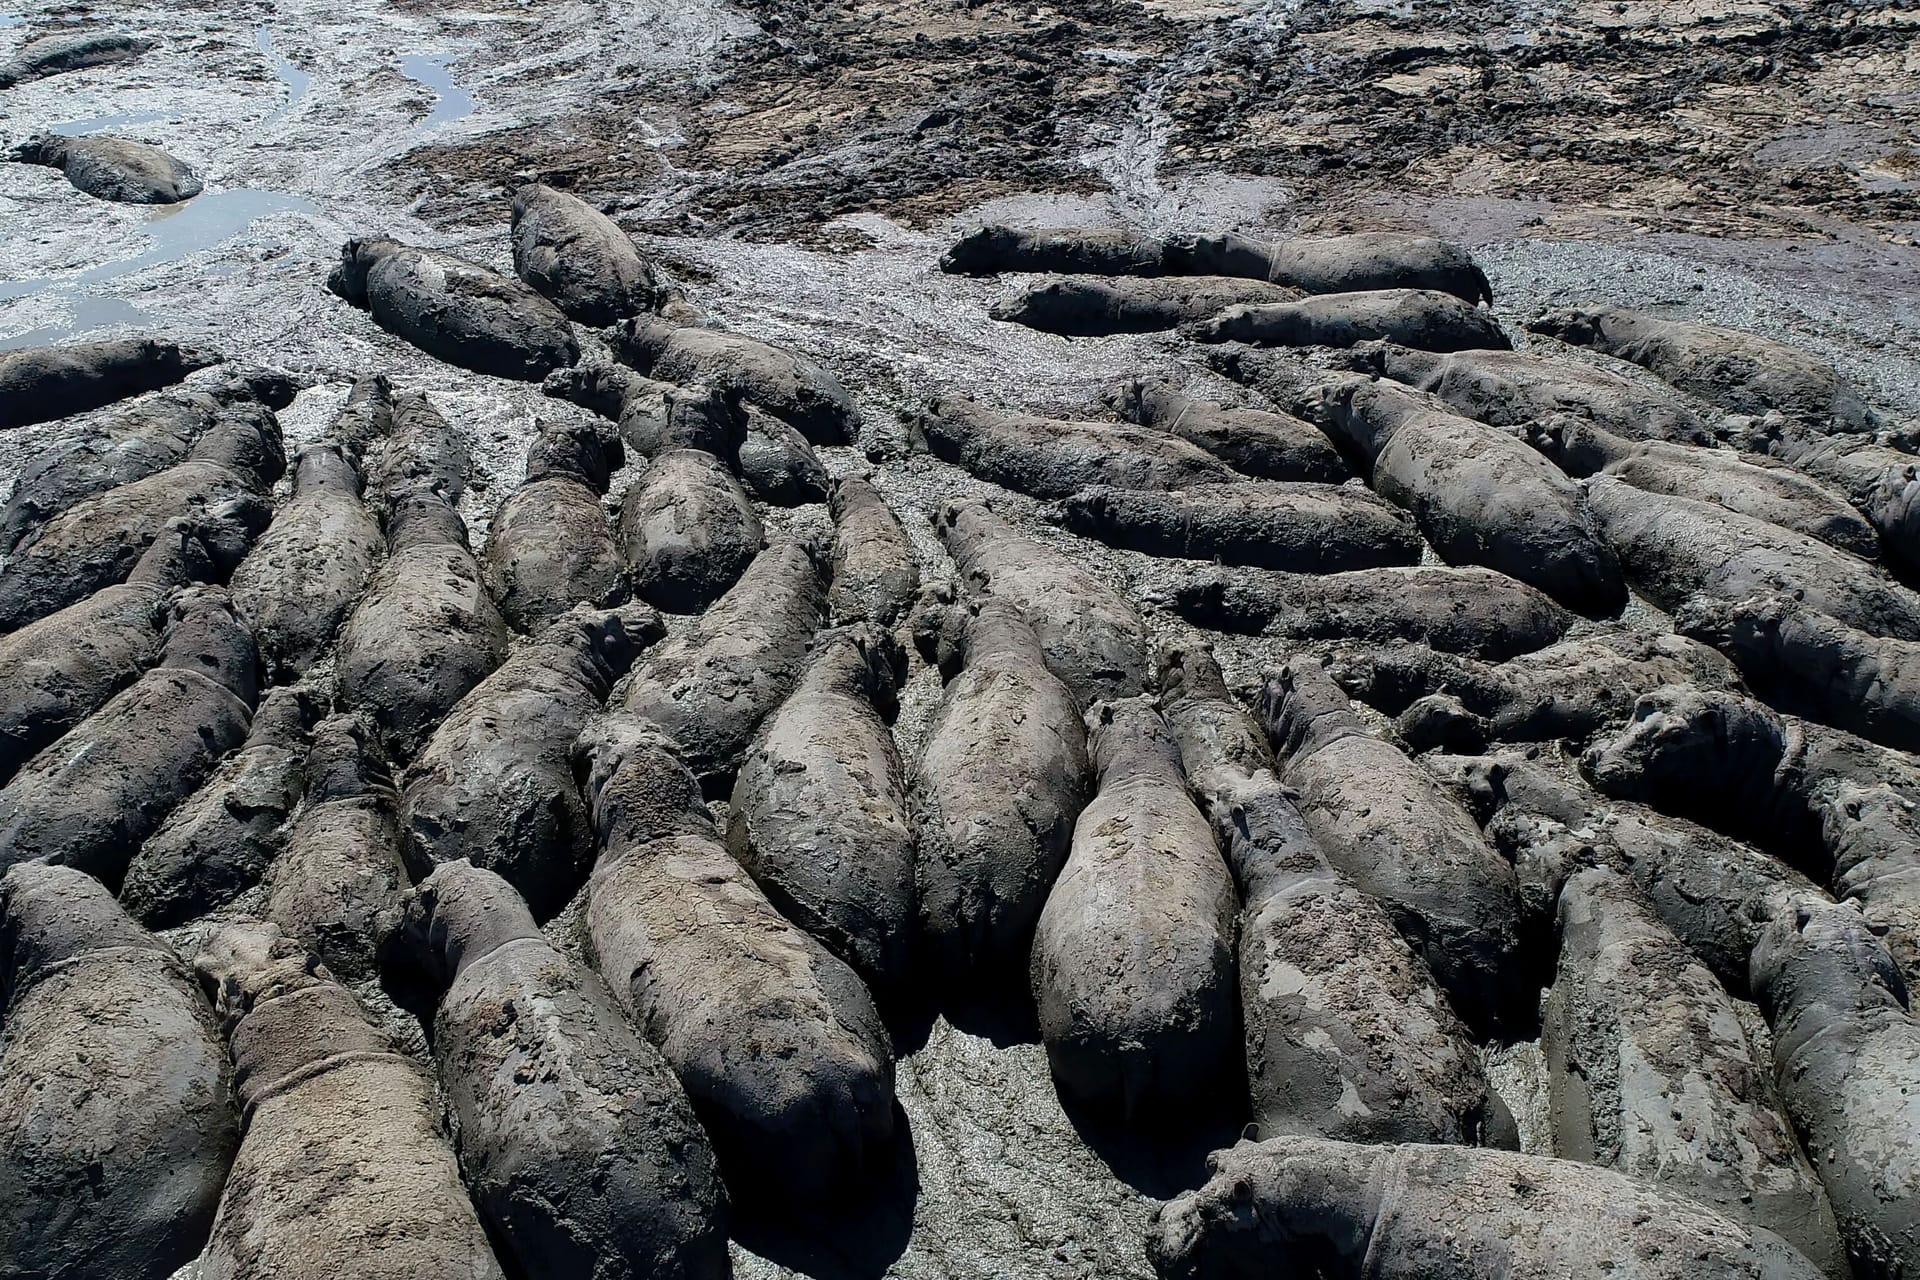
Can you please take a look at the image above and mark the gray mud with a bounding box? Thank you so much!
[8,1,1919,1277]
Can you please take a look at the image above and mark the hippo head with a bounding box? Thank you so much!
[384,860,541,996]
[535,601,664,683]
[163,586,260,706]
[1155,640,1230,708]
[325,235,404,306]
[525,417,624,491]
[1749,891,1908,1024]
[571,713,709,845]
[1583,684,1790,823]
[6,133,67,167]
[940,225,1023,276]
[302,712,390,804]
[1139,568,1225,622]
[192,920,329,1026]
[1671,591,1792,658]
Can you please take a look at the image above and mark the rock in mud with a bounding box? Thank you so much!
[386,860,730,1280]
[1533,304,1879,434]
[0,588,257,888]
[736,404,830,506]
[401,604,661,920]
[1677,590,1920,753]
[937,498,1149,708]
[1751,894,1920,1280]
[620,538,826,794]
[9,134,202,204]
[579,715,896,1207]
[1584,684,1920,982]
[1197,288,1509,352]
[910,596,1089,993]
[610,318,860,445]
[328,236,580,381]
[1149,1136,1826,1280]
[1532,415,1879,558]
[618,447,762,614]
[0,862,236,1280]
[227,444,385,683]
[510,181,663,326]
[1328,630,1740,753]
[912,394,1230,498]
[481,418,625,633]
[1259,660,1525,1035]
[261,712,403,983]
[729,625,916,997]
[1158,643,1506,1146]
[991,275,1299,336]
[0,29,152,88]
[0,403,280,631]
[1345,340,1718,445]
[0,514,235,785]
[0,338,219,430]
[1542,866,1844,1272]
[1105,377,1348,482]
[828,475,918,627]
[1057,479,1421,572]
[192,922,507,1280]
[1324,375,1625,617]
[120,684,314,929]
[335,489,510,764]
[1031,696,1238,1123]
[1585,474,1920,640]
[1152,563,1574,661]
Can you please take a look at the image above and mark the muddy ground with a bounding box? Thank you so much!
[3,0,1917,1276]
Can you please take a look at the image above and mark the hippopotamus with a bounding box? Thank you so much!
[729,625,916,1000]
[327,236,580,380]
[384,860,729,1280]
[0,863,237,1280]
[912,394,1230,499]
[1031,697,1238,1122]
[0,338,219,430]
[510,182,664,326]
[191,922,507,1280]
[10,134,202,203]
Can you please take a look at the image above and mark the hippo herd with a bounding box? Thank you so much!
[1,135,1918,1280]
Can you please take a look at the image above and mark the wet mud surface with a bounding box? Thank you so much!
[4,1,1919,1278]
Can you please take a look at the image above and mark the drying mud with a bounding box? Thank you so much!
[5,0,1920,1278]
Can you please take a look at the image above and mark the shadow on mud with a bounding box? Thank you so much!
[729,1101,920,1280]
[886,959,1043,1056]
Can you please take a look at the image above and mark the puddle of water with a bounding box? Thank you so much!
[0,189,319,303]
[399,53,477,132]
[52,110,174,137]
[0,14,23,28]
[0,296,151,350]
[256,26,309,125]
[0,189,320,345]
